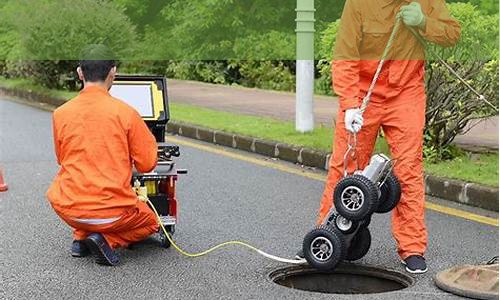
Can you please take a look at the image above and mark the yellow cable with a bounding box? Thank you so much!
[147,199,306,264]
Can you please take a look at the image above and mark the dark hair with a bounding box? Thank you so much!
[78,44,117,82]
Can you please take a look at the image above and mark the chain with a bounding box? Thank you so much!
[343,133,358,177]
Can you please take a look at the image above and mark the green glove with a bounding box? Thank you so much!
[400,2,426,28]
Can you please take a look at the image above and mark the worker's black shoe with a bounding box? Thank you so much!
[295,249,304,260]
[403,255,428,274]
[71,240,90,257]
[84,233,120,266]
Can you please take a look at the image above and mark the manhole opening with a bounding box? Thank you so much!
[270,264,414,295]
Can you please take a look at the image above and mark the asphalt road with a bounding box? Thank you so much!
[0,98,498,300]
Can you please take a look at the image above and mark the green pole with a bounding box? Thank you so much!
[295,0,315,133]
[296,0,315,61]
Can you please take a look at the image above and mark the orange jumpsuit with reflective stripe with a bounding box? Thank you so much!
[47,85,159,249]
[318,0,460,259]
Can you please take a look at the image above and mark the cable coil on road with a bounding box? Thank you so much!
[147,199,307,264]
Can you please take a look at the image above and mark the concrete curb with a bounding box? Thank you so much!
[1,86,498,212]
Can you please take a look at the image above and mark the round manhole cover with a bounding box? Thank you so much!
[270,264,414,295]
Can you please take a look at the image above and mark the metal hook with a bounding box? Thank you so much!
[343,133,359,177]
[378,158,399,187]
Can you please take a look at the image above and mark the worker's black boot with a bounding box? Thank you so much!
[71,240,90,257]
[403,255,428,274]
[84,233,120,266]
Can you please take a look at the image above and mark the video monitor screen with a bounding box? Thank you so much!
[109,84,154,118]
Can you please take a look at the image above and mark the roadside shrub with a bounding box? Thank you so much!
[165,61,228,85]
[316,20,340,96]
[426,3,498,61]
[0,2,18,76]
[424,3,498,161]
[157,60,296,91]
[234,61,295,91]
[1,0,137,89]
[120,61,172,76]
[449,0,498,15]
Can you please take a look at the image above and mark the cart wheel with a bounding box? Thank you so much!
[345,227,371,261]
[334,175,379,221]
[376,172,401,214]
[333,214,358,234]
[158,228,171,249]
[303,225,346,271]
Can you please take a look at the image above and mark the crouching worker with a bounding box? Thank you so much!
[46,45,159,266]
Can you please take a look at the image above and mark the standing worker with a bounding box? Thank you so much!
[297,0,460,274]
[47,45,159,266]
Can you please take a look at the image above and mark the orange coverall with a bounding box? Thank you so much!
[47,85,159,249]
[318,0,460,259]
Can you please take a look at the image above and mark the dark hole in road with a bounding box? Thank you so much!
[270,264,414,295]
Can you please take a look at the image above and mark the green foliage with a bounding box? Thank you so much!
[235,61,295,91]
[316,20,340,96]
[0,0,137,89]
[424,59,499,160]
[157,60,296,92]
[9,0,136,60]
[9,61,80,90]
[427,2,499,61]
[0,76,77,99]
[233,31,295,60]
[1,0,497,112]
[317,20,341,61]
[0,0,342,89]
[137,0,342,60]
[166,61,228,85]
[424,4,499,160]
[120,61,171,76]
[423,132,465,163]
[0,1,20,74]
[111,0,168,35]
[448,0,498,15]
[138,0,291,60]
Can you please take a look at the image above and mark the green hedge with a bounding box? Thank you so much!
[0,0,136,89]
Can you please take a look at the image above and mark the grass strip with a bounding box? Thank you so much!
[0,76,76,99]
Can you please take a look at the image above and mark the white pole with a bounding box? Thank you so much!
[296,60,315,132]
[296,0,315,133]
